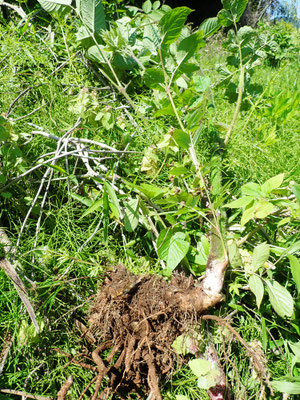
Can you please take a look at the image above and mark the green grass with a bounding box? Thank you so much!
[0,9,299,400]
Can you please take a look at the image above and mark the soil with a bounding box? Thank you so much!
[84,266,204,400]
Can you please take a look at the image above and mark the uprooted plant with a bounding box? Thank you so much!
[0,0,299,399]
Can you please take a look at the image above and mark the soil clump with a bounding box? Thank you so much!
[85,266,202,400]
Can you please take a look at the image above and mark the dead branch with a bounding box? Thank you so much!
[57,375,73,400]
[0,389,51,400]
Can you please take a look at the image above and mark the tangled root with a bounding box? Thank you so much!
[86,266,208,399]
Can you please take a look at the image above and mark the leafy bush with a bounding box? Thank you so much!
[258,20,299,66]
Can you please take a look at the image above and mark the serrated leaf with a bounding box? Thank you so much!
[124,199,139,232]
[197,369,220,389]
[288,255,300,293]
[241,182,262,197]
[224,196,254,209]
[261,173,285,196]
[266,280,294,318]
[254,200,277,219]
[193,76,210,93]
[252,243,269,272]
[171,333,199,356]
[249,274,264,309]
[198,17,221,38]
[271,380,300,394]
[188,358,212,377]
[159,7,192,45]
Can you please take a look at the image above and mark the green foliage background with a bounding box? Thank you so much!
[0,0,299,398]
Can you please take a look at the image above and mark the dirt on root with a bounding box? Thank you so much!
[85,266,202,400]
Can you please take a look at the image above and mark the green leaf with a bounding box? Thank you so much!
[80,0,106,34]
[47,164,67,174]
[169,166,189,176]
[197,370,220,389]
[69,193,93,207]
[140,147,159,175]
[111,52,137,70]
[198,17,221,38]
[223,0,248,21]
[137,183,168,199]
[171,333,200,355]
[289,341,300,357]
[249,274,264,309]
[142,0,152,14]
[124,199,139,232]
[288,255,300,293]
[188,358,212,377]
[265,280,294,318]
[166,233,189,274]
[159,7,192,45]
[186,109,204,129]
[217,9,233,27]
[157,230,189,275]
[252,243,269,272]
[81,199,102,218]
[176,76,188,89]
[157,229,173,260]
[176,32,205,64]
[104,182,121,219]
[38,0,71,14]
[103,188,109,242]
[0,125,9,141]
[228,241,242,268]
[193,76,210,93]
[175,396,189,400]
[86,44,107,62]
[291,181,300,203]
[241,182,262,197]
[173,129,190,149]
[271,380,300,394]
[254,200,277,219]
[240,203,256,226]
[153,1,161,11]
[261,173,285,196]
[144,68,165,90]
[224,196,254,209]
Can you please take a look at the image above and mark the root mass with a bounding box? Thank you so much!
[86,266,209,399]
